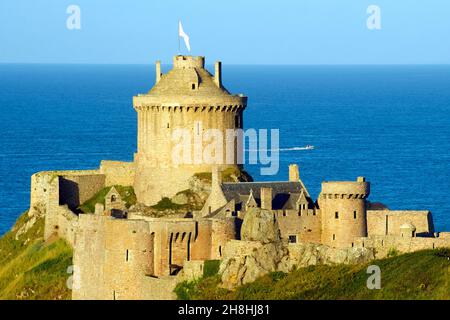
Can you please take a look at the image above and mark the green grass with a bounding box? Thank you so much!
[203,260,220,278]
[194,167,253,183]
[78,185,136,213]
[0,211,73,300]
[151,197,185,211]
[176,249,450,300]
[175,259,225,300]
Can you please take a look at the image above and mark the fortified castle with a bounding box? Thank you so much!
[27,56,450,299]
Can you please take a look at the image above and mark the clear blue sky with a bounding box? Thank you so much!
[0,0,449,64]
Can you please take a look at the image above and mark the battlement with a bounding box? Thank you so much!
[173,55,205,69]
[321,178,370,199]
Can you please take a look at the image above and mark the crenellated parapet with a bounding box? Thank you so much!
[320,177,370,200]
[132,103,246,112]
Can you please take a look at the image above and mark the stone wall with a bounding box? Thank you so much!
[354,234,450,258]
[73,213,234,299]
[210,217,237,259]
[59,174,105,210]
[177,260,205,282]
[31,170,106,244]
[73,215,158,300]
[275,209,321,244]
[31,163,140,245]
[100,160,135,187]
[190,219,213,261]
[367,210,433,237]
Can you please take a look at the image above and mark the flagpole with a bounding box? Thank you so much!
[177,20,180,55]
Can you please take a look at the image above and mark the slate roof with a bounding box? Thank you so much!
[149,66,233,97]
[221,182,307,210]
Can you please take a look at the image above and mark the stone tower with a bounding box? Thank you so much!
[133,56,247,205]
[318,177,370,248]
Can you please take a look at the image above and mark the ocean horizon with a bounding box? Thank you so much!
[0,63,449,235]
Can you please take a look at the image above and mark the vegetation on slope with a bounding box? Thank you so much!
[0,211,72,300]
[175,249,450,300]
[78,185,137,213]
[175,260,222,300]
[194,167,254,183]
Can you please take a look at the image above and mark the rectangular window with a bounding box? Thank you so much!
[288,235,297,243]
[126,249,129,262]
[333,234,336,241]
[335,212,339,219]
[354,211,357,219]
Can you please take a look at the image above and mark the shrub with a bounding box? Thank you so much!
[151,197,184,211]
[78,185,136,213]
[174,280,198,300]
[434,248,450,259]
[270,271,287,282]
[387,248,399,257]
[203,260,220,278]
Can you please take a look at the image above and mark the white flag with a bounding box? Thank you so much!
[178,21,191,52]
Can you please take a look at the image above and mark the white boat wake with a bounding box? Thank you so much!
[245,145,315,152]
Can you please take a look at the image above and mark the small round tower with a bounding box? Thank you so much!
[318,177,370,248]
[133,55,247,205]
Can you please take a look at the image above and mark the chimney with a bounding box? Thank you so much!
[155,60,162,84]
[212,166,222,188]
[260,187,272,210]
[289,164,300,182]
[214,61,222,87]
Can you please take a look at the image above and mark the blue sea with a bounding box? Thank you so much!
[0,64,449,235]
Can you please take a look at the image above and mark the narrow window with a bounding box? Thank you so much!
[167,123,170,128]
[219,246,222,257]
[354,211,357,219]
[192,83,196,90]
[126,249,129,262]
[333,234,336,241]
[335,211,339,219]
